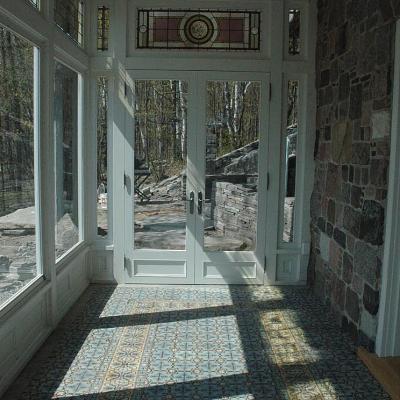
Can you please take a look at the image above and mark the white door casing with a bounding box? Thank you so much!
[123,70,271,284]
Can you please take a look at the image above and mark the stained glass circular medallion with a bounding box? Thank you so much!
[180,13,218,46]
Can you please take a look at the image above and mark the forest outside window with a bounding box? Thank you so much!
[282,80,299,243]
[54,0,84,46]
[97,6,110,51]
[0,25,41,307]
[97,77,108,237]
[54,62,81,260]
[288,9,301,55]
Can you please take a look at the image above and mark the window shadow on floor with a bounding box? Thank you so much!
[3,284,389,400]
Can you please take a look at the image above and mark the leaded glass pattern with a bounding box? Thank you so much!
[54,0,84,46]
[97,6,110,51]
[289,9,301,55]
[137,9,261,51]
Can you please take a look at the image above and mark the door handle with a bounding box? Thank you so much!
[187,191,195,214]
[198,192,203,215]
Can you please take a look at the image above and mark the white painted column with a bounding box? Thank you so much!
[375,20,400,358]
[111,0,128,283]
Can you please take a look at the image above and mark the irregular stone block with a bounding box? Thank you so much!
[351,143,370,165]
[363,283,380,315]
[370,159,389,186]
[360,310,378,340]
[332,121,352,163]
[327,199,336,224]
[2,229,29,237]
[354,240,379,287]
[333,228,347,249]
[329,239,343,274]
[360,200,384,245]
[319,232,330,262]
[343,206,362,237]
[0,255,11,273]
[352,273,364,296]
[345,287,360,323]
[351,185,363,209]
[343,252,353,284]
[326,163,342,198]
[339,73,350,101]
[333,277,345,311]
[349,84,362,119]
[371,110,391,139]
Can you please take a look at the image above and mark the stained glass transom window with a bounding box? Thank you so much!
[137,9,261,51]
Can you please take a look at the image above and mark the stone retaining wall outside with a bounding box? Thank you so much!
[212,181,257,247]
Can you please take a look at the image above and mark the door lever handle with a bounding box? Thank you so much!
[186,191,195,214]
[198,192,203,215]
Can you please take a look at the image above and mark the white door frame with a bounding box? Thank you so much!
[122,70,271,284]
[124,70,197,284]
[193,71,270,285]
[375,20,400,358]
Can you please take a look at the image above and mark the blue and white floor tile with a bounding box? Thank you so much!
[4,285,389,399]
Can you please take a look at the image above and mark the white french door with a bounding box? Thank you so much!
[124,70,270,284]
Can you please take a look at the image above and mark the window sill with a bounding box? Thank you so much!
[92,240,114,251]
[0,275,49,321]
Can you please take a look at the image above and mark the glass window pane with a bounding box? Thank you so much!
[97,6,110,51]
[54,0,84,46]
[133,80,188,250]
[137,9,260,51]
[289,9,301,55]
[282,80,299,243]
[0,26,39,306]
[204,81,260,252]
[54,62,80,259]
[97,77,108,237]
[29,0,39,8]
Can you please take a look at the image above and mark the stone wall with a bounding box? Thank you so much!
[309,0,400,350]
[213,182,257,246]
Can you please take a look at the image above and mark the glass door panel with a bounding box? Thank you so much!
[194,72,269,285]
[133,80,188,251]
[204,81,261,252]
[125,71,269,285]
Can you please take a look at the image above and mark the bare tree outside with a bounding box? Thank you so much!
[0,26,37,306]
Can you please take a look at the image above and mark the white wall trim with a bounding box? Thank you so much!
[0,247,89,397]
[375,19,400,358]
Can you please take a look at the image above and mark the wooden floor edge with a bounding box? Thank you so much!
[357,347,400,400]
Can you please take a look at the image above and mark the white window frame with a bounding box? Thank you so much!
[0,10,45,314]
[53,57,86,266]
[93,74,113,243]
[0,0,90,317]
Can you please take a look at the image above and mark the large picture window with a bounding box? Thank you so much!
[0,25,40,306]
[54,62,80,259]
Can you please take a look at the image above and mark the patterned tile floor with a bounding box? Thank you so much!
[4,285,389,400]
